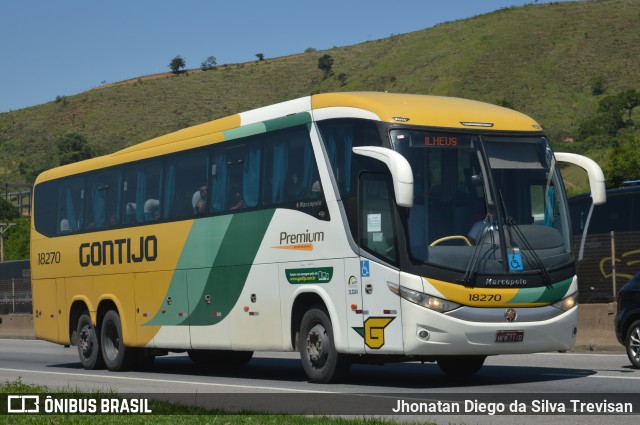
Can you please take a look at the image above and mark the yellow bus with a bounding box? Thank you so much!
[31,92,605,383]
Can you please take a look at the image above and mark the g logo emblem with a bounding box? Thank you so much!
[504,308,517,322]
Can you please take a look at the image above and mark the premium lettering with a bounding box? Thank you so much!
[79,236,157,267]
[280,230,324,245]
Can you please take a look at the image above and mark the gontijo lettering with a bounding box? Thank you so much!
[79,236,157,267]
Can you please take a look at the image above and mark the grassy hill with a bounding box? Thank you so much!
[1,0,639,188]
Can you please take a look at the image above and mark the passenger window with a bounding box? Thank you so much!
[86,170,121,229]
[262,126,328,220]
[164,150,208,219]
[56,176,85,234]
[211,139,261,213]
[122,160,162,223]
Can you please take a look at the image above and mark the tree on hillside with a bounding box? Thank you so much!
[0,198,26,261]
[0,198,19,221]
[5,218,30,260]
[169,55,186,74]
[318,54,334,79]
[256,53,265,61]
[201,56,217,71]
[605,134,640,188]
[577,90,640,139]
[57,133,93,166]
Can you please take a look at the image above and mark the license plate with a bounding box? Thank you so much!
[495,330,524,343]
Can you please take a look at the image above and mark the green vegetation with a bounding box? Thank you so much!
[318,54,334,79]
[200,56,217,71]
[0,379,418,425]
[168,55,186,74]
[0,0,639,191]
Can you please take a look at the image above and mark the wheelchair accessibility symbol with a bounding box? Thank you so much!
[508,253,524,271]
[361,260,371,277]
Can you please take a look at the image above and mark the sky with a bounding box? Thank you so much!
[0,0,571,113]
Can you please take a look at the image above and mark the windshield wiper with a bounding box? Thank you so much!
[499,191,552,285]
[459,214,496,286]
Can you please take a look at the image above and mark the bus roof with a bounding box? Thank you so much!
[36,92,542,183]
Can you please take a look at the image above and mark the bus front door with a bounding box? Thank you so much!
[358,173,403,354]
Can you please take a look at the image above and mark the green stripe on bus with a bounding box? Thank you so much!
[147,209,275,327]
[223,122,267,140]
[189,209,275,326]
[263,112,311,132]
[507,278,573,304]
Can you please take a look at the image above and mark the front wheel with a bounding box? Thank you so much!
[100,310,138,371]
[625,320,640,369]
[437,355,486,377]
[299,307,351,383]
[76,311,104,370]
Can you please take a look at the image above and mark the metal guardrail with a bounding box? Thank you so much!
[0,278,32,315]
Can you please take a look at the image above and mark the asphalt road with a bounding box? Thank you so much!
[1,339,639,424]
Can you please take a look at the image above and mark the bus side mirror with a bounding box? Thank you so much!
[554,152,606,205]
[353,146,414,208]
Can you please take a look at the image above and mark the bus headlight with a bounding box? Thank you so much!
[552,292,578,311]
[387,282,460,313]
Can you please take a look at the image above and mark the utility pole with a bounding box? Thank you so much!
[0,222,16,262]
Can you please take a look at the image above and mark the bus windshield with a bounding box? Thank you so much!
[392,130,573,276]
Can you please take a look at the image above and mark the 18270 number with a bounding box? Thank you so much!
[468,293,502,302]
[37,251,61,265]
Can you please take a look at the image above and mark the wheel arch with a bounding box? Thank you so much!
[69,299,90,346]
[290,289,346,352]
[622,309,640,343]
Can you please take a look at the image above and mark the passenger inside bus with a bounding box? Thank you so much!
[192,184,208,215]
[144,199,160,221]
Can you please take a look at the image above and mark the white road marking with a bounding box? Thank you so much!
[0,367,336,394]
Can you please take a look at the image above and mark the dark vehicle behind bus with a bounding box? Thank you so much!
[568,184,640,303]
[614,272,640,368]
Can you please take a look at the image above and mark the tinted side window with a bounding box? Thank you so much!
[317,119,383,199]
[360,173,397,263]
[122,160,162,223]
[209,135,263,214]
[57,176,85,234]
[262,126,328,220]
[86,170,121,230]
[33,180,59,237]
[164,150,209,219]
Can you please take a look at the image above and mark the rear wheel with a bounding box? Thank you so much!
[625,320,640,369]
[299,306,351,383]
[76,311,104,370]
[100,310,139,371]
[437,355,486,377]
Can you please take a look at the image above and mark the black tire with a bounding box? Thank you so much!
[437,355,486,377]
[299,306,351,383]
[625,320,640,369]
[187,349,253,368]
[76,311,105,370]
[100,310,138,371]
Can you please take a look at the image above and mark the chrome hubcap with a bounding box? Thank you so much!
[306,324,329,367]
